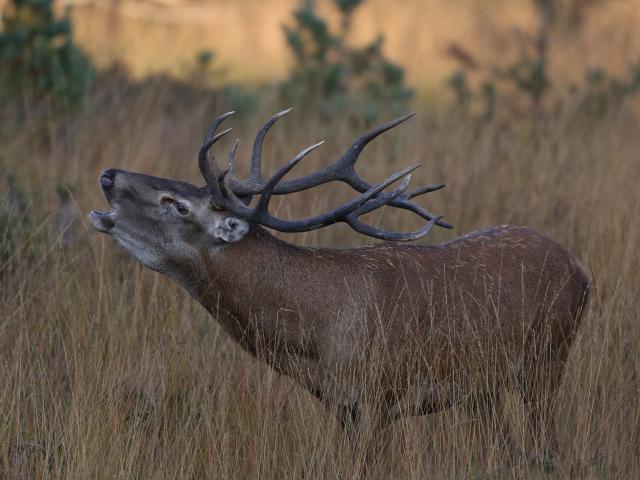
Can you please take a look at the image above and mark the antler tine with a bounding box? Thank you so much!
[249,164,420,234]
[392,183,453,228]
[203,111,235,143]
[198,127,233,188]
[406,183,446,199]
[340,113,416,168]
[198,110,235,189]
[254,141,325,215]
[328,164,421,218]
[393,200,453,229]
[350,173,414,217]
[346,214,444,242]
[250,108,292,182]
[227,139,240,174]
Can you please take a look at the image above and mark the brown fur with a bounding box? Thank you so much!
[186,224,589,436]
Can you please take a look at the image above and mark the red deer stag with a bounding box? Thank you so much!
[89,110,589,467]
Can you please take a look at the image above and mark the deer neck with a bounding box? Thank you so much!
[177,226,309,351]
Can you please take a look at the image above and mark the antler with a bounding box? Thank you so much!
[198,110,451,241]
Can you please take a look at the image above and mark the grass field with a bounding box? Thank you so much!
[2,1,640,478]
[2,79,639,478]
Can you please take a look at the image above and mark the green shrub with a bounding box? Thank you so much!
[575,63,640,117]
[447,1,639,119]
[280,0,413,123]
[0,0,94,105]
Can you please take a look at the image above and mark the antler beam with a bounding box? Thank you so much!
[198,110,450,241]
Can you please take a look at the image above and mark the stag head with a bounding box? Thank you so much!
[89,110,450,271]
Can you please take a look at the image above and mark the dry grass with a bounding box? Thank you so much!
[1,69,639,478]
[60,0,640,97]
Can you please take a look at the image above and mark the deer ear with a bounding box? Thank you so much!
[211,216,249,243]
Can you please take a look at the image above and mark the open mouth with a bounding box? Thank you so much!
[89,210,116,233]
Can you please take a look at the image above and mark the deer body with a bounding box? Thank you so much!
[89,110,589,463]
[174,223,588,424]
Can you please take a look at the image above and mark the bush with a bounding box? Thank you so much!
[447,1,640,119]
[280,0,413,123]
[0,0,94,105]
[574,63,640,117]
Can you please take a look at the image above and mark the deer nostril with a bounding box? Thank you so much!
[100,170,116,190]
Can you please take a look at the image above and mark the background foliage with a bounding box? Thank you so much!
[280,0,413,122]
[0,0,93,104]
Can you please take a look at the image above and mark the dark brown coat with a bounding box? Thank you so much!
[187,224,589,432]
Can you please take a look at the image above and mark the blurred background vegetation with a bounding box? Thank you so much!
[1,0,640,478]
[1,0,639,113]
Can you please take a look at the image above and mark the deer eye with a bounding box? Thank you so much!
[175,202,189,215]
[160,195,189,215]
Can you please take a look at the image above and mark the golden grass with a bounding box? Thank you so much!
[1,69,640,477]
[61,0,640,97]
